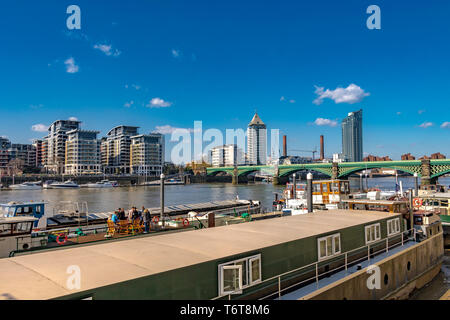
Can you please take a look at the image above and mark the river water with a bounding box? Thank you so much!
[0,176,449,299]
[0,176,448,213]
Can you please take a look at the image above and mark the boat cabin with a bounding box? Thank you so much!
[284,180,351,206]
[418,184,447,196]
[0,216,46,258]
[413,193,450,224]
[341,199,409,214]
[0,202,46,229]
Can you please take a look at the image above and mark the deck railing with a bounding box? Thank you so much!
[211,228,422,300]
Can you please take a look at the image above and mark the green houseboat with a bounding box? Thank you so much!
[0,209,443,300]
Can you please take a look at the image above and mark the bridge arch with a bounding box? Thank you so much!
[207,170,233,176]
[279,168,332,178]
[338,166,418,179]
[431,169,450,179]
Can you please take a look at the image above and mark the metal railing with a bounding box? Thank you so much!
[211,228,422,300]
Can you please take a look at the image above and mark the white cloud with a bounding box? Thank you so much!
[418,109,425,114]
[171,49,181,58]
[93,43,121,57]
[313,84,369,105]
[125,84,141,90]
[64,57,79,73]
[30,104,43,109]
[280,96,285,101]
[289,99,295,104]
[147,98,172,108]
[69,117,78,121]
[124,101,134,108]
[153,125,196,134]
[418,122,433,128]
[396,111,401,115]
[441,122,450,129]
[314,118,338,127]
[31,124,48,132]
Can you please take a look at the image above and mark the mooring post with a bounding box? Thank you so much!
[307,173,313,213]
[292,173,297,199]
[414,172,419,196]
[160,173,165,228]
[408,189,413,234]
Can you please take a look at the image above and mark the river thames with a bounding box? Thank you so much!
[0,176,448,214]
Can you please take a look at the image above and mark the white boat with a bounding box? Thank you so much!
[47,180,80,189]
[84,180,117,188]
[9,181,42,190]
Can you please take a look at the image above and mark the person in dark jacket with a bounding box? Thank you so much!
[142,208,151,233]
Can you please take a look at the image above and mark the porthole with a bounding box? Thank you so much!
[407,261,411,271]
[384,274,389,285]
[22,243,29,250]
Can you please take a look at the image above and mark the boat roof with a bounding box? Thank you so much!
[0,217,38,223]
[342,199,408,205]
[0,209,400,300]
[0,201,46,207]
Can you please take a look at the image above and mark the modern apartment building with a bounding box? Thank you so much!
[65,129,101,175]
[45,119,81,174]
[210,144,245,167]
[342,109,363,162]
[130,133,165,176]
[9,144,37,168]
[0,137,11,174]
[247,113,267,165]
[101,125,139,174]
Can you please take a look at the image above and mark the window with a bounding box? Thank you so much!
[331,183,339,193]
[0,223,12,237]
[317,233,341,260]
[387,218,400,236]
[365,223,381,244]
[313,184,321,193]
[322,183,328,193]
[218,254,261,296]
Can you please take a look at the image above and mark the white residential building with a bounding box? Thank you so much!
[246,113,267,165]
[130,133,165,176]
[210,144,245,167]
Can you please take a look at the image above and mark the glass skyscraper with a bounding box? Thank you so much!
[341,109,363,162]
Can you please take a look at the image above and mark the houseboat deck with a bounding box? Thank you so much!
[0,210,402,300]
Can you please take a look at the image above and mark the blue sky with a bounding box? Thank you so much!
[0,0,449,162]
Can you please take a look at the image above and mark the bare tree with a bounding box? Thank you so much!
[7,158,25,176]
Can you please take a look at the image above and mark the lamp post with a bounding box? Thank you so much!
[160,173,165,228]
[307,173,313,213]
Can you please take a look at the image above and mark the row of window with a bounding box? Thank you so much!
[218,218,402,296]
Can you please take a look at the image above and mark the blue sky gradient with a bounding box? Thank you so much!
[0,0,449,161]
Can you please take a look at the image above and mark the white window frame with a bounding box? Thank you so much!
[317,233,341,261]
[387,218,400,236]
[221,265,242,295]
[365,223,381,244]
[218,254,261,296]
[249,256,262,285]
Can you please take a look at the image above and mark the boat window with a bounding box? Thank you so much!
[365,223,381,244]
[218,254,261,296]
[0,223,12,236]
[36,206,41,214]
[387,218,400,236]
[331,183,339,193]
[16,207,23,215]
[317,233,341,260]
[313,184,321,193]
[13,222,31,234]
[322,183,328,193]
[249,257,262,285]
[221,266,242,295]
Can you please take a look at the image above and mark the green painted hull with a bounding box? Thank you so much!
[440,215,450,223]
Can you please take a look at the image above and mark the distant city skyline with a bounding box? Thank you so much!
[0,0,449,161]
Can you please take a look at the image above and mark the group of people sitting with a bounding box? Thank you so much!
[110,206,152,233]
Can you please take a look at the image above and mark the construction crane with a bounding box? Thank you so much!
[289,148,318,160]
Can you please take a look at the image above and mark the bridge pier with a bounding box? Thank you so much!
[232,166,238,185]
[332,162,339,180]
[420,159,437,186]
